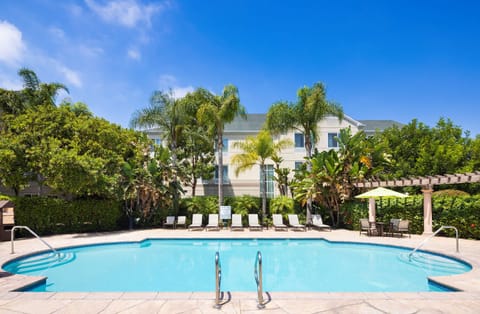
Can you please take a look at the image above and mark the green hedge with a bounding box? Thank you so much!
[14,197,125,236]
[343,195,480,239]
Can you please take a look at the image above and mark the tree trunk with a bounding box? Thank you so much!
[217,132,224,210]
[305,133,313,224]
[261,163,267,220]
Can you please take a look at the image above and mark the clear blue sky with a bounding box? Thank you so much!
[1,0,479,135]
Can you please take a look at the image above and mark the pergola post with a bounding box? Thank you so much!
[421,185,433,235]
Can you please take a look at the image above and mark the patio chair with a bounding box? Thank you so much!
[206,214,220,231]
[164,216,175,229]
[288,214,306,231]
[189,214,203,231]
[176,216,186,229]
[387,218,401,236]
[311,214,331,231]
[394,220,410,238]
[231,214,244,231]
[272,214,288,231]
[359,218,376,236]
[248,214,263,231]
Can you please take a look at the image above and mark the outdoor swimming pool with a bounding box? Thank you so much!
[2,238,471,292]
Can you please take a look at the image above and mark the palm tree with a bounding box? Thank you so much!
[231,130,291,217]
[196,85,245,210]
[130,90,187,214]
[1,67,68,116]
[265,82,343,222]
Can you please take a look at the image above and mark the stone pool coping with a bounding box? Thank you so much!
[0,228,479,313]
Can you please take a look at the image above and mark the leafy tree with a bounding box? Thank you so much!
[231,130,291,217]
[271,154,291,196]
[292,128,380,227]
[130,90,187,213]
[196,85,245,210]
[265,82,343,222]
[178,90,216,196]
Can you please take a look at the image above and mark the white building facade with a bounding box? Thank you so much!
[145,113,396,198]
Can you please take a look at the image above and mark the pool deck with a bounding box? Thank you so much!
[0,228,479,313]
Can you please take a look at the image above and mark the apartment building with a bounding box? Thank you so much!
[146,114,401,198]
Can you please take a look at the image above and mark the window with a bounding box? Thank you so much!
[214,165,229,184]
[222,138,228,152]
[294,161,304,170]
[294,133,304,148]
[154,138,162,146]
[328,133,339,148]
[260,165,274,198]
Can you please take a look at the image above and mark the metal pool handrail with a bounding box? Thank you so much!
[214,251,222,308]
[11,225,59,256]
[254,250,265,309]
[409,225,459,260]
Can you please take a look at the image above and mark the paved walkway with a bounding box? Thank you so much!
[0,228,479,313]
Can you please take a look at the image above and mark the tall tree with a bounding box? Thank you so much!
[231,130,291,217]
[130,90,187,214]
[265,82,343,222]
[196,85,245,210]
[0,68,68,115]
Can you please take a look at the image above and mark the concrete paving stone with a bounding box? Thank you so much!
[84,292,124,299]
[51,291,89,299]
[55,300,112,314]
[98,299,146,314]
[144,299,198,314]
[368,299,419,314]
[120,292,158,299]
[275,299,364,313]
[0,299,72,314]
[115,300,168,314]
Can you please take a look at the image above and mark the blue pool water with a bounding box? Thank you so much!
[2,238,471,292]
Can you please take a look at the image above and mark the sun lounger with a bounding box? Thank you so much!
[176,216,186,229]
[164,216,175,228]
[231,214,244,231]
[248,214,263,231]
[206,214,220,231]
[189,214,203,230]
[288,214,306,231]
[311,214,331,231]
[272,214,288,231]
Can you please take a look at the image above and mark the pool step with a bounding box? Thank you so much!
[398,252,467,272]
[8,252,76,274]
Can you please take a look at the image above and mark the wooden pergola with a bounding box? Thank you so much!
[354,172,480,235]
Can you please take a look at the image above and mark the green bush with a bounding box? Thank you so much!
[342,195,480,239]
[14,197,124,236]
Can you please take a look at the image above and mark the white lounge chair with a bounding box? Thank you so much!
[206,214,220,231]
[288,214,306,231]
[176,216,186,229]
[272,214,288,231]
[311,214,331,231]
[164,216,175,228]
[231,214,244,231]
[248,214,263,231]
[189,214,203,230]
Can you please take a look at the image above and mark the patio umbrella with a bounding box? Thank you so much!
[355,187,408,222]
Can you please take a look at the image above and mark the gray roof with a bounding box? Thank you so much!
[358,120,404,133]
[225,114,266,132]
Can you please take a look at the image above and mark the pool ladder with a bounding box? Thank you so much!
[408,225,459,260]
[214,252,222,308]
[11,225,59,256]
[214,251,266,309]
[254,251,265,308]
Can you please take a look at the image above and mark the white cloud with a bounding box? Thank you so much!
[78,44,104,58]
[0,20,26,67]
[158,74,194,99]
[57,65,83,88]
[85,0,164,28]
[171,86,194,99]
[127,48,141,60]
